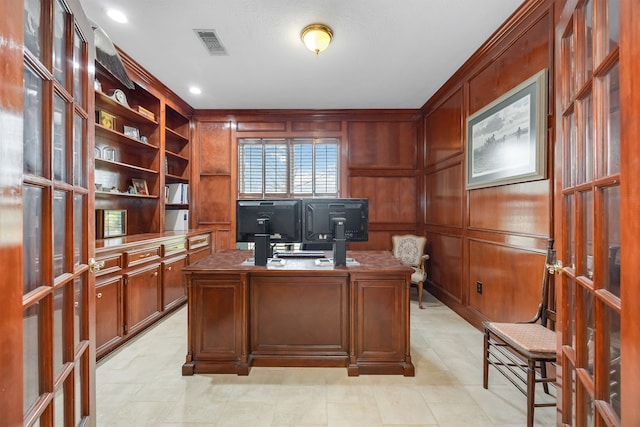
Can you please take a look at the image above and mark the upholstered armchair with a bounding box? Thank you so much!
[392,234,429,309]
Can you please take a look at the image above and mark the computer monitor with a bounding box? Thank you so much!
[302,198,368,266]
[236,199,302,243]
[236,199,302,266]
[301,198,369,243]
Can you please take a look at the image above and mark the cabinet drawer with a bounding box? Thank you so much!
[163,238,186,257]
[124,245,161,268]
[95,253,123,277]
[188,234,210,251]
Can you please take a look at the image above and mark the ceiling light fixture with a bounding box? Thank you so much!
[301,23,333,55]
[106,9,128,24]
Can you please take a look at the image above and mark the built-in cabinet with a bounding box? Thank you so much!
[92,49,211,359]
[95,231,211,358]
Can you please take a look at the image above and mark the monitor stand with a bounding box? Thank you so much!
[332,218,347,267]
[254,233,271,266]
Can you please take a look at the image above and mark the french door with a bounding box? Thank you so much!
[556,0,622,425]
[21,0,96,425]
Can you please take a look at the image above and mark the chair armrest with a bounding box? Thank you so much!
[419,254,429,270]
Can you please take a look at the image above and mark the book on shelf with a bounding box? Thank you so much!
[166,183,189,204]
[165,209,189,231]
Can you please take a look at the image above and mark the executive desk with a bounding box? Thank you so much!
[182,250,415,376]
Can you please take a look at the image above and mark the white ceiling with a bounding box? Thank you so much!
[79,0,525,110]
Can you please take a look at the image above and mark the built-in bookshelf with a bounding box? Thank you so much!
[94,59,192,235]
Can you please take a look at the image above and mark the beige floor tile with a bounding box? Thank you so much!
[327,401,383,427]
[96,290,551,426]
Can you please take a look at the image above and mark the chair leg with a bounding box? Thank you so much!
[418,281,424,309]
[540,361,550,394]
[483,330,489,389]
[527,359,536,427]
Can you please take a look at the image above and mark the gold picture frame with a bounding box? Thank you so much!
[131,178,149,195]
[97,110,116,130]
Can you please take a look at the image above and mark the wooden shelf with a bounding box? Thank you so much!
[96,124,159,150]
[95,190,158,199]
[166,126,188,142]
[96,91,159,126]
[95,158,158,176]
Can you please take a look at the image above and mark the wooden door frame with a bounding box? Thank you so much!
[0,1,26,425]
[619,0,640,425]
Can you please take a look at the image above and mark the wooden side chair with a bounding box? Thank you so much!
[392,234,429,309]
[483,238,557,427]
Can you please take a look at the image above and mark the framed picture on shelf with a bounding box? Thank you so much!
[97,110,116,130]
[466,69,548,189]
[131,178,149,195]
[123,125,140,140]
[96,209,127,238]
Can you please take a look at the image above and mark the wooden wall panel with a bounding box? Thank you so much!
[350,231,399,252]
[424,88,464,166]
[425,163,464,228]
[349,177,416,225]
[468,179,550,235]
[347,121,417,169]
[468,13,551,115]
[211,228,232,253]
[237,121,286,132]
[468,240,544,322]
[292,120,342,132]
[427,233,463,302]
[199,121,232,175]
[421,1,554,328]
[198,175,231,224]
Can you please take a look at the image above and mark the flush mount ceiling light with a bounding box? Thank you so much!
[301,23,333,55]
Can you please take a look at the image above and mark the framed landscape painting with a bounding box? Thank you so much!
[466,69,548,190]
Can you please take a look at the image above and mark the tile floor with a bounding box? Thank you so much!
[96,291,557,426]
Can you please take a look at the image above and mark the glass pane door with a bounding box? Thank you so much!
[22,0,95,425]
[557,0,621,425]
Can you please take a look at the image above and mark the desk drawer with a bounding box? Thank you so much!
[95,254,123,277]
[163,238,187,257]
[188,234,210,251]
[124,245,161,268]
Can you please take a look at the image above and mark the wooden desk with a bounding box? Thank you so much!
[182,250,415,376]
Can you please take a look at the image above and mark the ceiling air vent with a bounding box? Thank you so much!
[194,29,228,56]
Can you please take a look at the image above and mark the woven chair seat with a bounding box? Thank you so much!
[485,322,556,360]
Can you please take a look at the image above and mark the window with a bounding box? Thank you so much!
[238,138,339,198]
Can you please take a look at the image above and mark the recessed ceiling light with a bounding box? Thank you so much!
[189,86,202,95]
[107,9,128,24]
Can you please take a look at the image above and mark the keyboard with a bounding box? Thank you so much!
[275,250,326,258]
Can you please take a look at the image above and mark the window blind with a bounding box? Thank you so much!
[238,137,339,198]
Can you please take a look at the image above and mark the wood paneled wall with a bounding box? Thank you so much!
[191,1,557,330]
[421,0,555,327]
[192,110,421,252]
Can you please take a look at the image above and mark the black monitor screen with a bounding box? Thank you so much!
[236,199,302,243]
[302,198,368,243]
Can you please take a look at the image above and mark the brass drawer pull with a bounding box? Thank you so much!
[97,292,103,299]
